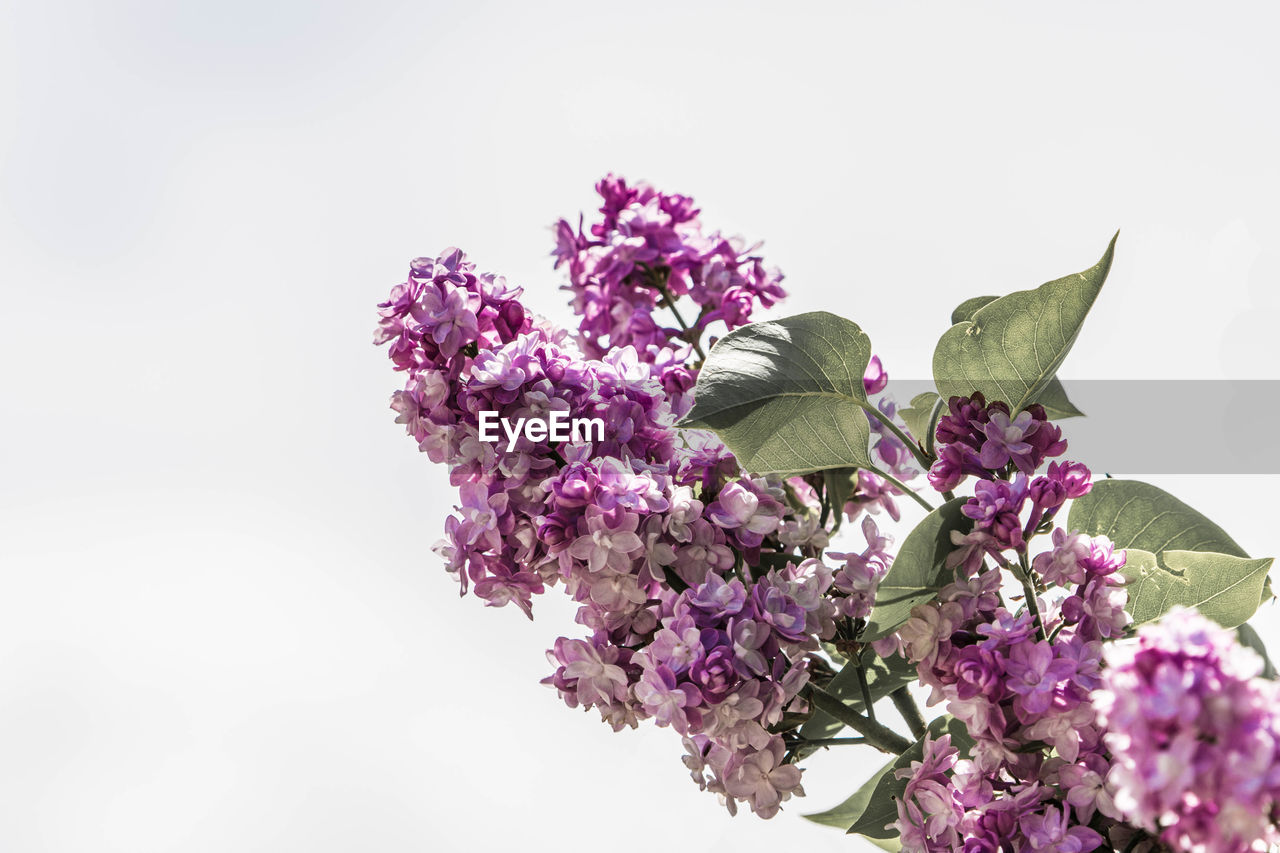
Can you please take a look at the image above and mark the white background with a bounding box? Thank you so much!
[3,2,1279,851]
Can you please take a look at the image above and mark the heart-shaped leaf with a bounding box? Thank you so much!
[1071,479,1273,617]
[946,296,1084,419]
[933,234,1116,411]
[681,312,874,475]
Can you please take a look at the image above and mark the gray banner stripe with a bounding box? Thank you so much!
[873,380,1280,475]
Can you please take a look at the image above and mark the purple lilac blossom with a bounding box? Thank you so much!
[889,428,1137,851]
[863,355,889,394]
[553,175,786,367]
[376,237,842,819]
[829,516,894,620]
[1095,607,1280,852]
[928,394,1067,492]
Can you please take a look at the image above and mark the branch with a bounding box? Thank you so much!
[788,736,868,747]
[889,687,927,739]
[854,656,877,723]
[803,684,913,755]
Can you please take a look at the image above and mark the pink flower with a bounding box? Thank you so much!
[707,482,775,533]
[546,637,628,707]
[457,482,508,552]
[634,665,703,734]
[1059,761,1117,823]
[900,602,965,665]
[413,283,478,357]
[567,508,643,572]
[1020,805,1103,852]
[729,618,770,676]
[1005,641,1076,716]
[1033,528,1093,587]
[894,733,963,851]
[1095,608,1280,852]
[978,409,1038,472]
[721,736,804,819]
[645,616,705,673]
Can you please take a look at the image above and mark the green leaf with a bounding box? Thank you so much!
[803,756,895,830]
[799,649,918,743]
[1120,548,1274,628]
[804,716,971,837]
[1236,622,1277,680]
[1068,479,1248,558]
[946,297,1083,419]
[863,498,971,642]
[680,312,875,475]
[899,392,941,446]
[933,234,1117,410]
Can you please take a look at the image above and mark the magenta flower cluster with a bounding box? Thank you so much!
[929,393,1068,495]
[888,394,1134,852]
[375,179,914,818]
[1095,607,1280,853]
[553,175,786,363]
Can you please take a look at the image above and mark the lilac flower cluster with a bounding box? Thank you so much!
[553,175,786,365]
[382,251,731,620]
[542,508,850,819]
[928,393,1084,562]
[645,567,832,817]
[375,231,907,818]
[1095,607,1280,853]
[887,396,1135,851]
[894,557,1125,852]
[929,393,1068,495]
